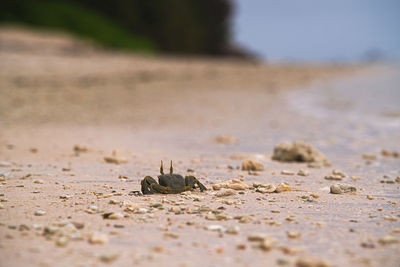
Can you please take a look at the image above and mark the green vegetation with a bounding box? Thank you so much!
[0,0,157,53]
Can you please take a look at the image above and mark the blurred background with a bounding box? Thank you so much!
[1,0,399,62]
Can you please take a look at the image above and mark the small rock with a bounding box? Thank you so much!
[99,253,119,263]
[330,184,356,194]
[378,235,399,245]
[259,237,278,251]
[366,195,374,200]
[281,170,295,175]
[225,226,240,235]
[295,257,331,267]
[104,151,128,164]
[205,225,226,232]
[381,149,399,158]
[287,231,301,239]
[297,170,309,176]
[103,212,124,220]
[56,236,69,247]
[0,161,12,167]
[362,154,377,160]
[215,189,236,197]
[248,233,267,242]
[33,179,44,184]
[34,210,46,216]
[213,135,238,145]
[242,160,264,171]
[89,232,108,244]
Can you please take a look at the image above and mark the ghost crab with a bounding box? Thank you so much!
[141,161,207,194]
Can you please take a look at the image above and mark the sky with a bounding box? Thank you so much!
[233,0,400,62]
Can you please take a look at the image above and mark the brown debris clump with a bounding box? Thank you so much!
[272,141,329,165]
[241,160,264,171]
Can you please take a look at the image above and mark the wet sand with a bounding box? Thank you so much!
[0,27,399,267]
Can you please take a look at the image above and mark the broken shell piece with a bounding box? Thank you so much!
[212,179,250,190]
[215,189,236,197]
[242,160,264,171]
[330,184,356,194]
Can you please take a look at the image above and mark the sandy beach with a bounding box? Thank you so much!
[0,27,399,267]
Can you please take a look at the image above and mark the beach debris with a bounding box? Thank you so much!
[104,150,128,164]
[330,184,356,194]
[242,160,264,171]
[272,141,329,165]
[33,179,44,184]
[248,234,278,251]
[212,179,249,190]
[213,135,237,145]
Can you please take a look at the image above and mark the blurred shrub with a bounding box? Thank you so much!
[0,0,157,52]
[0,0,235,56]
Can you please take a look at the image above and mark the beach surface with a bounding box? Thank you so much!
[0,27,399,267]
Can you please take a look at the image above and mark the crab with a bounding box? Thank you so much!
[141,161,207,194]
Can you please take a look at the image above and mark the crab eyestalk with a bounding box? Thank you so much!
[170,160,173,174]
[160,160,164,175]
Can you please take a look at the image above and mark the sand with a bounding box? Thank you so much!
[0,26,399,267]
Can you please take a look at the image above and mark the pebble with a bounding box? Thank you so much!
[330,184,356,194]
[225,226,240,235]
[297,170,309,176]
[99,253,119,263]
[378,235,399,245]
[205,225,226,232]
[56,236,69,247]
[0,204,3,209]
[366,195,374,200]
[242,160,264,171]
[295,257,332,267]
[281,170,295,175]
[89,232,108,244]
[259,237,278,251]
[33,179,44,184]
[215,189,236,197]
[104,151,128,164]
[213,135,237,145]
[34,210,46,216]
[287,231,301,239]
[248,233,267,242]
[0,161,12,167]
[103,212,124,220]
